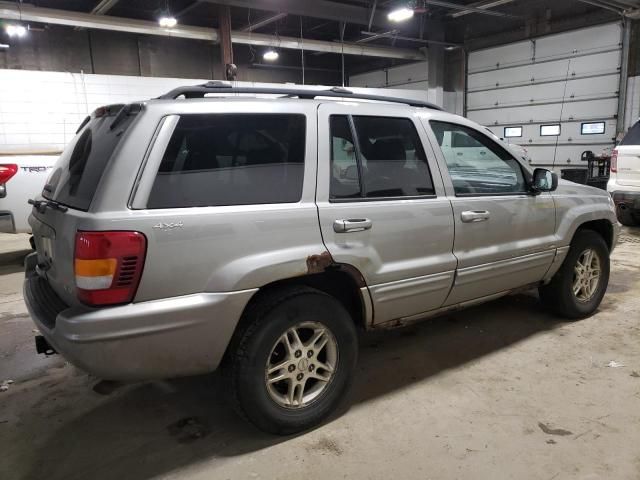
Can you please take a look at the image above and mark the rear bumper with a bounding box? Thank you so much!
[610,191,640,212]
[23,253,256,381]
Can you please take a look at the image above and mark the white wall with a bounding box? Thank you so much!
[349,61,444,108]
[0,68,432,154]
[0,69,212,154]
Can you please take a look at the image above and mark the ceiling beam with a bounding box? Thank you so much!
[577,0,624,13]
[0,1,425,60]
[91,0,120,15]
[424,0,521,18]
[198,0,389,28]
[450,0,517,18]
[175,1,201,18]
[241,13,287,32]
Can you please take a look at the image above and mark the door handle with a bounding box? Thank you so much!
[333,218,373,233]
[461,210,491,223]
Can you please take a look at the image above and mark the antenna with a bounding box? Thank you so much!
[552,58,572,169]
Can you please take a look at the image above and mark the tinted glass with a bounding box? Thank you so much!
[148,114,306,208]
[620,120,640,145]
[43,105,136,211]
[351,116,434,198]
[330,116,361,199]
[430,121,527,195]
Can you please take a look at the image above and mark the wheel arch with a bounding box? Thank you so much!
[575,219,615,251]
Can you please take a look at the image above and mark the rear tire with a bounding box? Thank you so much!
[225,286,358,435]
[539,230,610,320]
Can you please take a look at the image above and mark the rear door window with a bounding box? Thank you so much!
[43,105,138,211]
[147,114,306,208]
[329,115,435,200]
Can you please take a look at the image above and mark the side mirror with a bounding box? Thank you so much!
[531,168,558,193]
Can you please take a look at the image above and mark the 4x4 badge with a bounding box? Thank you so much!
[153,221,184,230]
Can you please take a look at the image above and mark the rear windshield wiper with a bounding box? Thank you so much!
[28,198,68,213]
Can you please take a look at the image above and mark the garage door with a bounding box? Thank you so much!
[467,23,622,169]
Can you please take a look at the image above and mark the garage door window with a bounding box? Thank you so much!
[147,114,306,208]
[330,115,435,200]
[430,121,527,196]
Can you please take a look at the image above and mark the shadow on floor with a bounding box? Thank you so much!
[0,249,30,275]
[25,292,563,480]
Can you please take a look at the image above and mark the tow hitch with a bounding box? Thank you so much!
[35,335,56,356]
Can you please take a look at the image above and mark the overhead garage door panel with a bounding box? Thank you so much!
[468,51,621,91]
[469,24,620,73]
[486,119,616,143]
[470,98,618,126]
[467,22,622,168]
[492,144,615,166]
[468,75,619,110]
[533,23,621,59]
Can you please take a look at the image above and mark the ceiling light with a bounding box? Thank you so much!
[388,7,414,22]
[158,16,178,28]
[263,49,279,61]
[5,24,27,38]
[0,43,8,49]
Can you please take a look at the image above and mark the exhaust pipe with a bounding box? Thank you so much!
[35,335,56,355]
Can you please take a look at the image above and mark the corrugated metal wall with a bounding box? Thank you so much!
[467,23,622,169]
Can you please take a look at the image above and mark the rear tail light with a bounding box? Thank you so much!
[611,149,618,173]
[74,231,147,306]
[0,164,18,184]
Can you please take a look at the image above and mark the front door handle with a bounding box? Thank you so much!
[333,218,373,233]
[461,210,491,223]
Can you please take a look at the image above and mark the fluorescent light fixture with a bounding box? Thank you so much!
[158,16,178,28]
[0,44,9,49]
[581,122,605,135]
[263,49,279,61]
[540,124,561,136]
[504,126,522,138]
[5,24,27,38]
[388,7,414,22]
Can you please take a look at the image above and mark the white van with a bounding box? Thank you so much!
[608,121,640,226]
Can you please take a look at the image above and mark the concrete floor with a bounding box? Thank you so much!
[1,230,640,480]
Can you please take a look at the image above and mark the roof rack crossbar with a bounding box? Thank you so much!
[157,81,443,110]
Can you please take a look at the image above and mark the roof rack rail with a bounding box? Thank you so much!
[157,81,443,111]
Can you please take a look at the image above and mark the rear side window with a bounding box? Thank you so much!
[329,115,434,200]
[43,105,137,211]
[148,114,306,208]
[620,121,640,145]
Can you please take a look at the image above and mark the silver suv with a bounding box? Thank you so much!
[24,83,619,434]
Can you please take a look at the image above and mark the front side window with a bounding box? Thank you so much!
[430,121,527,195]
[329,115,435,200]
[148,114,306,208]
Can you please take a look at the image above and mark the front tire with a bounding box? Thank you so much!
[225,286,358,435]
[539,230,610,319]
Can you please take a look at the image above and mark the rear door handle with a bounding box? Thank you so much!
[461,210,491,223]
[333,218,373,233]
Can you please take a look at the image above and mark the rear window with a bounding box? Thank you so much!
[43,105,138,211]
[147,114,306,208]
[620,121,640,145]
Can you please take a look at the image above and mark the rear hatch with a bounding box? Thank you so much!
[615,121,640,187]
[29,104,140,307]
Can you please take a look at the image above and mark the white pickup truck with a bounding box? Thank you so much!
[0,155,58,233]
